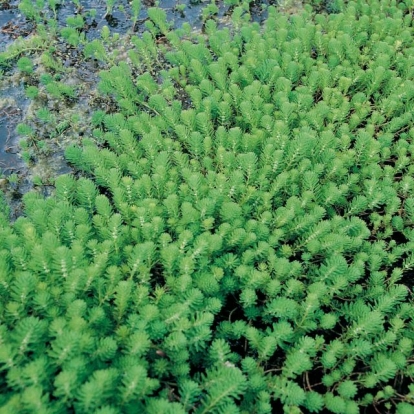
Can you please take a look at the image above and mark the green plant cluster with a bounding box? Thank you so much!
[1,0,414,413]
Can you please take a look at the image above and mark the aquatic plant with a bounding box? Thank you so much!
[0,0,414,413]
[16,57,34,74]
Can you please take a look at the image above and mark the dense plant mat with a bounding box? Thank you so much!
[1,0,414,413]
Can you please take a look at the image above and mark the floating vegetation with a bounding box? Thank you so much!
[0,0,414,413]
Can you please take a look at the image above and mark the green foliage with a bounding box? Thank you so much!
[1,0,414,413]
[16,123,34,138]
[147,8,170,36]
[25,85,39,99]
[18,0,45,22]
[45,81,76,99]
[60,26,85,47]
[17,57,34,74]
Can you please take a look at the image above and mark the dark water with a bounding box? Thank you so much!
[1,1,30,173]
[0,87,26,173]
[0,8,15,50]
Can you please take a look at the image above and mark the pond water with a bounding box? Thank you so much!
[0,85,27,172]
[1,1,32,173]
